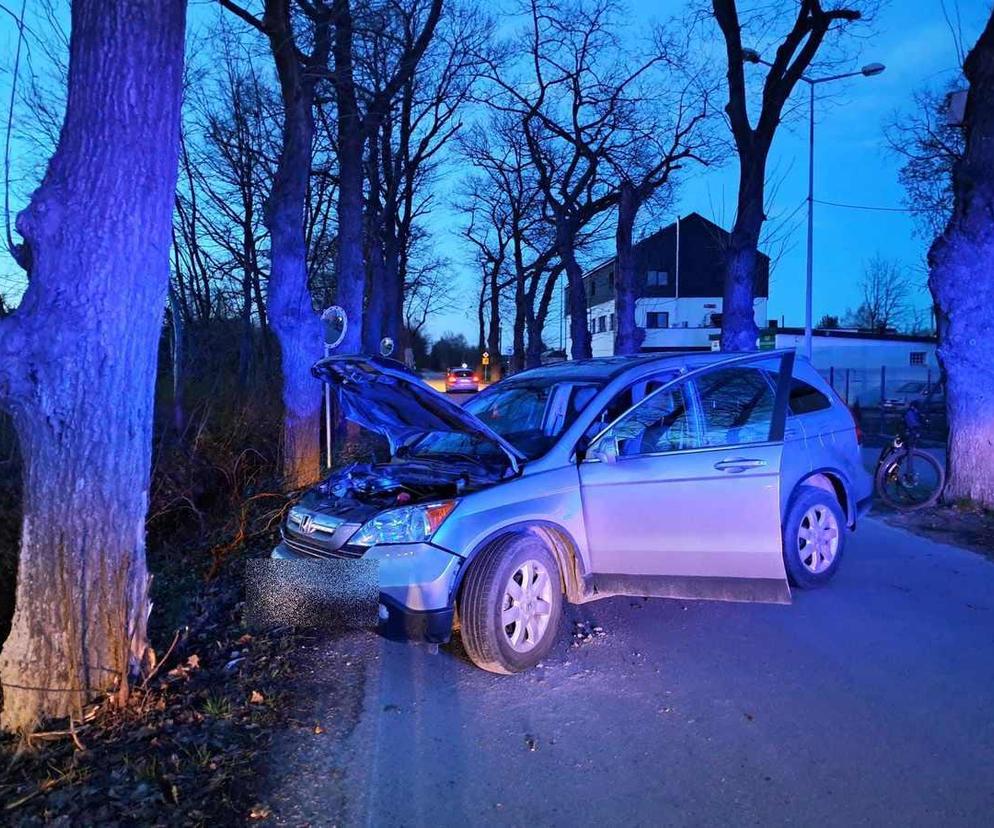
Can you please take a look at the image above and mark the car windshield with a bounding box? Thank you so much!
[409,378,602,462]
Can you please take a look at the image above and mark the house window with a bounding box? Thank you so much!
[597,316,607,333]
[646,311,670,329]
[609,313,615,331]
[909,351,926,366]
[646,270,669,287]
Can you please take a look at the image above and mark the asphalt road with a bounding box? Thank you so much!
[263,517,994,826]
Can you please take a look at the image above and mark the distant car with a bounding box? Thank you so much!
[445,367,480,393]
[882,380,944,412]
[273,350,872,674]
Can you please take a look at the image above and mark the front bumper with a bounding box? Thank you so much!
[271,540,461,643]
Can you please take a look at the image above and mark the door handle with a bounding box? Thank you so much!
[713,458,767,473]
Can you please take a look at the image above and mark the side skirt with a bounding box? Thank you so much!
[582,573,792,605]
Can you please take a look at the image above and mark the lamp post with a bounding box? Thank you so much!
[742,49,885,359]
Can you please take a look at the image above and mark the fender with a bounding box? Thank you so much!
[447,519,588,605]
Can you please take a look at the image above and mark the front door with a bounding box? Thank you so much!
[578,353,795,604]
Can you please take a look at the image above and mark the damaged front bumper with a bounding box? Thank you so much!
[271,540,461,644]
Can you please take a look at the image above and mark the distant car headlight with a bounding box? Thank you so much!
[351,500,458,547]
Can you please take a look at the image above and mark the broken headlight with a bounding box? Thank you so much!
[350,500,458,547]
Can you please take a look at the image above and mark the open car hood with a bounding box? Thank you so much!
[312,355,521,473]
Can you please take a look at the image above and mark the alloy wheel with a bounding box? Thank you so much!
[797,505,840,574]
[501,559,554,653]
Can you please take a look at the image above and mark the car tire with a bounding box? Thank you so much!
[459,533,563,674]
[782,486,847,589]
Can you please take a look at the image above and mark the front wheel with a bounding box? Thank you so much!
[875,448,944,511]
[459,533,563,674]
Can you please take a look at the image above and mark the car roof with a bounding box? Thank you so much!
[499,351,769,385]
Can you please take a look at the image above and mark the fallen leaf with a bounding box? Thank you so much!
[313,725,325,735]
[249,690,264,704]
[237,634,253,645]
[249,804,271,820]
[186,654,200,669]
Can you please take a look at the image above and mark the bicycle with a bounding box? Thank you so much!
[874,399,945,511]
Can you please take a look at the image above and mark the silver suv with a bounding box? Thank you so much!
[273,350,872,673]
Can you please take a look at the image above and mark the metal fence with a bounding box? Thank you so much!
[815,365,947,448]
[815,365,940,408]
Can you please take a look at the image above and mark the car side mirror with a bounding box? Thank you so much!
[590,436,618,464]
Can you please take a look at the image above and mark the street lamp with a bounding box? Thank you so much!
[743,50,885,359]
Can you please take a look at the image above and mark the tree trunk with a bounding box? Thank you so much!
[614,181,644,355]
[487,266,502,381]
[929,12,994,507]
[0,0,186,733]
[266,93,324,488]
[527,266,561,368]
[381,238,404,347]
[720,162,766,352]
[512,275,527,373]
[168,286,187,436]
[557,218,591,360]
[263,0,325,490]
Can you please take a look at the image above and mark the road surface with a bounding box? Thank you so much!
[262,518,994,827]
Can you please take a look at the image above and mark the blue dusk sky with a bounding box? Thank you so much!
[1,1,990,347]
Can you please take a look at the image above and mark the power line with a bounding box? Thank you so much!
[814,198,924,213]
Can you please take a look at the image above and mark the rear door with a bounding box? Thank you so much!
[578,352,795,604]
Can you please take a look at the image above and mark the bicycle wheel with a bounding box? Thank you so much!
[875,448,945,511]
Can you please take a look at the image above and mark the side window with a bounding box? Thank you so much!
[695,367,775,446]
[596,382,700,457]
[582,371,679,440]
[789,379,831,415]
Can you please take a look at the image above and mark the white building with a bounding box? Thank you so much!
[569,212,771,356]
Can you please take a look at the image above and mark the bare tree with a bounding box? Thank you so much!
[362,1,489,352]
[220,0,333,489]
[886,81,966,242]
[456,164,515,378]
[606,31,717,355]
[457,112,560,371]
[0,0,186,732]
[481,0,693,360]
[710,0,868,351]
[325,0,443,353]
[929,10,994,507]
[844,254,911,332]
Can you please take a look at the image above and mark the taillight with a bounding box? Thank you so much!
[852,412,864,445]
[472,375,479,382]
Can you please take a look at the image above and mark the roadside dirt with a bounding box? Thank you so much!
[875,502,994,563]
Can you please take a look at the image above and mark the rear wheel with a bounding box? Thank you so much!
[783,487,847,589]
[459,533,563,674]
[875,448,944,511]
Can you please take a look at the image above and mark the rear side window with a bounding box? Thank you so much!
[789,379,832,415]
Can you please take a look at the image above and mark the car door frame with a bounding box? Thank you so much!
[578,349,797,605]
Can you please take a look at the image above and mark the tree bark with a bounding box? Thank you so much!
[262,0,325,489]
[928,12,994,507]
[557,217,591,360]
[0,0,186,733]
[614,181,645,355]
[487,264,502,380]
[720,158,766,351]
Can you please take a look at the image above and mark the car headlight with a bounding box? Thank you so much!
[350,500,458,547]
